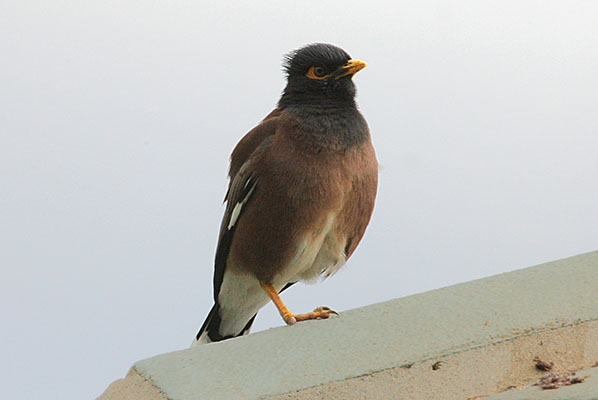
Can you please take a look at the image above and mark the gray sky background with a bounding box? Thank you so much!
[2,1,597,398]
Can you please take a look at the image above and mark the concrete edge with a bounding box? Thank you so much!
[268,319,598,399]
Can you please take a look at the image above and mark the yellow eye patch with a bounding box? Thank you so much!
[306,66,328,80]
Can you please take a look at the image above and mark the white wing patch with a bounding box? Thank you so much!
[227,178,256,230]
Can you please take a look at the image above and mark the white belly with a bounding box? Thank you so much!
[279,215,347,283]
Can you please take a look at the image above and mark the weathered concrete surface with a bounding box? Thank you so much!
[98,251,598,400]
[99,369,167,400]
[270,321,598,399]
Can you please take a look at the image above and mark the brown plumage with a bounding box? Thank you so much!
[193,43,377,345]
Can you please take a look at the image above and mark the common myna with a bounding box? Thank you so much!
[193,43,378,345]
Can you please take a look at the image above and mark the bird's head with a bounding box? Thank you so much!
[279,43,366,108]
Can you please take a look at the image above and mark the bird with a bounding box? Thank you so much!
[192,43,378,345]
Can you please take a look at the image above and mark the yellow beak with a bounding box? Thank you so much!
[335,59,367,79]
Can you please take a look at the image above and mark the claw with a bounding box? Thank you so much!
[313,306,339,317]
[291,306,339,322]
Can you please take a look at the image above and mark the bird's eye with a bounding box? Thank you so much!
[306,66,328,80]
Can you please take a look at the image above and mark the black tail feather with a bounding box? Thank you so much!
[195,303,257,343]
[195,282,296,343]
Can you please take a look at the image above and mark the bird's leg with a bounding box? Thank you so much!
[260,283,338,326]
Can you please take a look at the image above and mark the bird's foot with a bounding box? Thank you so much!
[282,306,338,325]
[260,283,339,326]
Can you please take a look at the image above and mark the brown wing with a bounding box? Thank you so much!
[213,110,280,299]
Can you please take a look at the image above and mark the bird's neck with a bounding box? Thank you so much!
[282,104,370,152]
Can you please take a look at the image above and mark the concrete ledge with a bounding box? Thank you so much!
[99,251,598,399]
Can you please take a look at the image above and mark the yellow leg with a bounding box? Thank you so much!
[260,283,338,326]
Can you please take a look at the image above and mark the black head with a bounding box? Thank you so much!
[278,43,366,108]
